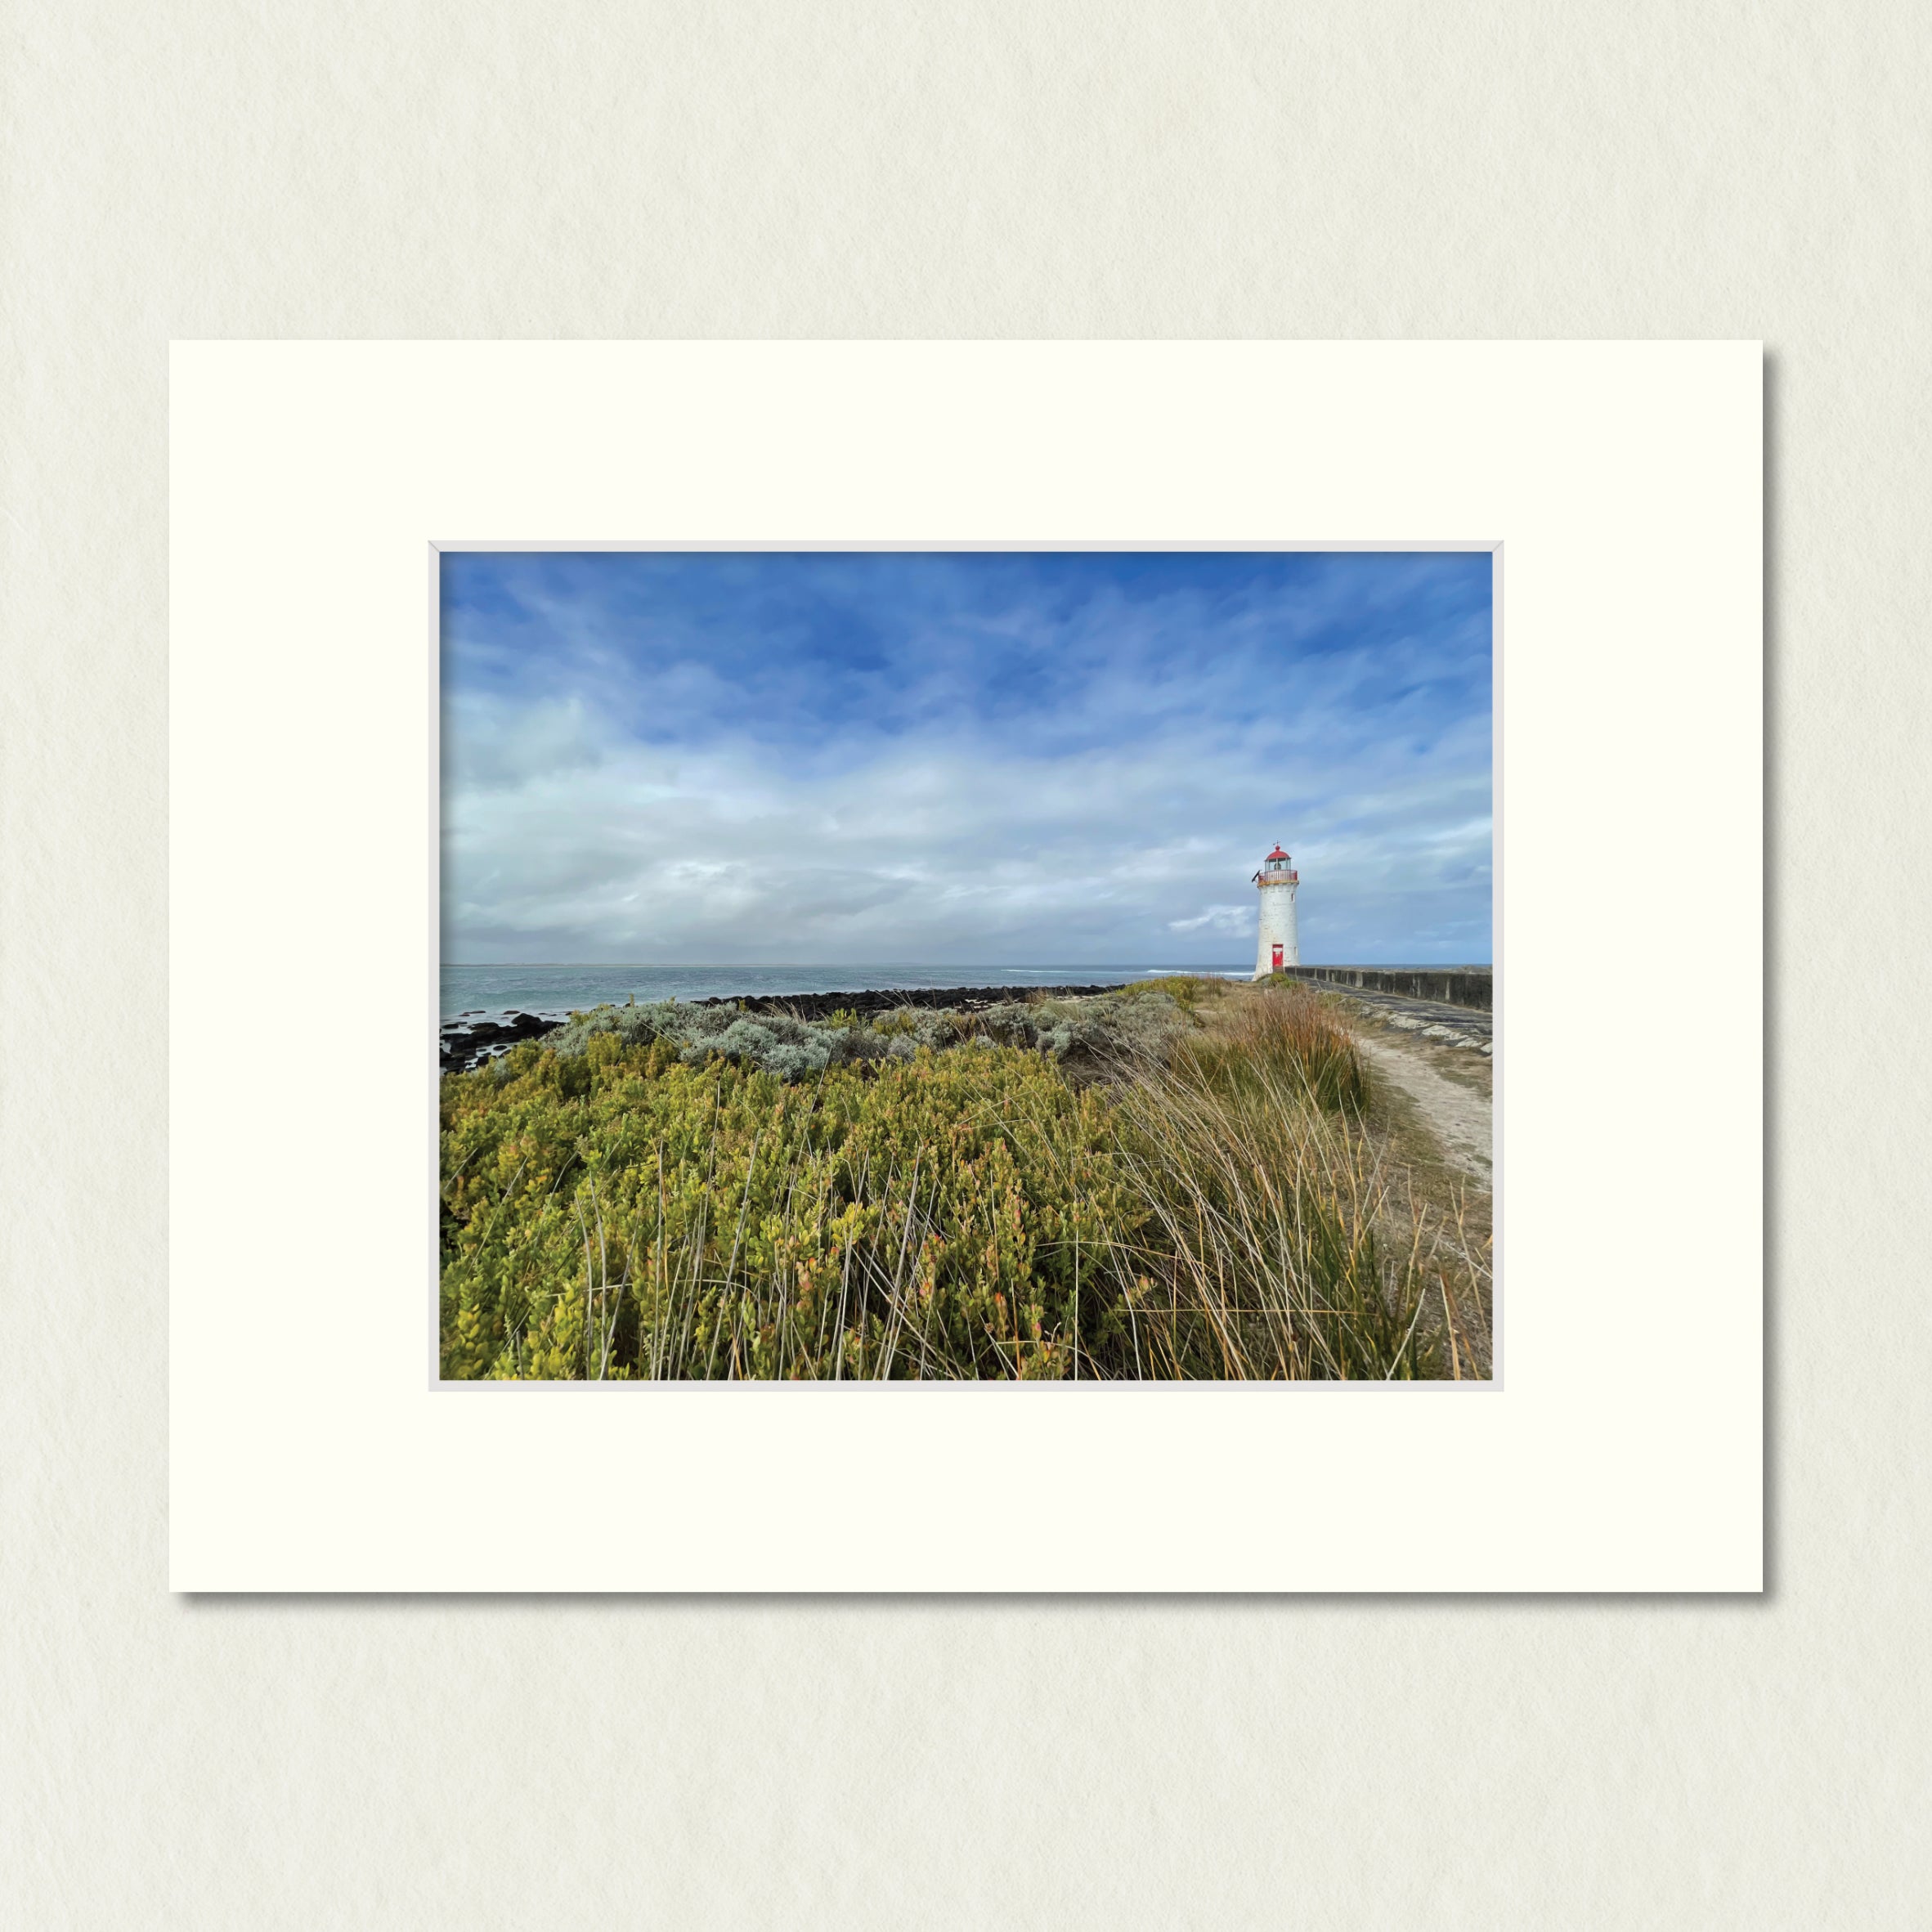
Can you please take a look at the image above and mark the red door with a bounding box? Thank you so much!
[1271,944,1284,970]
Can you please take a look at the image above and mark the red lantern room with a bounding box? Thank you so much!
[1256,845,1297,884]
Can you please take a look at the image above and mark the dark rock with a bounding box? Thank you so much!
[439,1009,557,1076]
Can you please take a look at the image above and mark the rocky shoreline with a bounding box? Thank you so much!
[439,981,1129,1077]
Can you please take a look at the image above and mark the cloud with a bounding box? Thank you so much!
[1168,904,1257,935]
[439,551,1493,964]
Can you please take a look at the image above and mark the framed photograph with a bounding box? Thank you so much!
[435,545,1495,1388]
[170,342,1760,1589]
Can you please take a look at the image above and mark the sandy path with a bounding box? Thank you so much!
[1353,1031,1493,1183]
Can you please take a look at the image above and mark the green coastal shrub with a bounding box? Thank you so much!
[440,1041,1141,1381]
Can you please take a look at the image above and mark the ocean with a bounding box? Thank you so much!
[441,963,1249,1024]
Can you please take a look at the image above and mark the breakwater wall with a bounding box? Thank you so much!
[1284,966,1492,1012]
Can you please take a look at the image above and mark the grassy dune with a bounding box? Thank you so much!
[438,979,1491,1381]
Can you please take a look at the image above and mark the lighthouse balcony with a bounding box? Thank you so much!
[1256,871,1298,885]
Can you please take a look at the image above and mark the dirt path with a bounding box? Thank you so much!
[1303,986,1495,1376]
[1352,1029,1493,1183]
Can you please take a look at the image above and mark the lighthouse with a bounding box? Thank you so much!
[1252,844,1299,978]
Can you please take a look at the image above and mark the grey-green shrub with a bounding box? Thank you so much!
[539,986,1195,1085]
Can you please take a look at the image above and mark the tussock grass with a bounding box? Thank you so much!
[1172,982,1369,1114]
[1109,985,1481,1379]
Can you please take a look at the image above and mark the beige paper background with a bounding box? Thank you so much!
[2,2,1923,1924]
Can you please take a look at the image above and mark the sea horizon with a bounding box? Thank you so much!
[438,960,1492,1024]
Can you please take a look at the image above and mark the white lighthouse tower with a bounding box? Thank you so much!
[1252,843,1300,978]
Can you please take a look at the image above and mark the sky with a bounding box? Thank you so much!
[440,550,1492,966]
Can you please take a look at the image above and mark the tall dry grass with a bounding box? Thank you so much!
[1106,986,1488,1380]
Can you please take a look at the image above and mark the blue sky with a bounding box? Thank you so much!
[441,550,1492,965]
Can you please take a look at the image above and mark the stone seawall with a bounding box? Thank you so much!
[1283,966,1493,1012]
